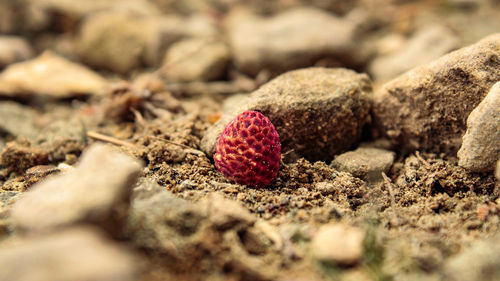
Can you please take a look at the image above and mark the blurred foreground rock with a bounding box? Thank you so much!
[11,144,142,236]
[0,51,107,98]
[0,227,138,281]
[373,33,500,155]
[202,67,372,162]
[311,223,364,266]
[444,233,500,281]
[125,186,274,280]
[458,81,500,172]
[228,7,357,76]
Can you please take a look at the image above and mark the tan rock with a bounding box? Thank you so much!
[0,227,138,281]
[11,144,142,236]
[458,82,500,172]
[331,147,395,183]
[0,51,107,98]
[228,7,356,76]
[162,38,229,82]
[373,33,500,155]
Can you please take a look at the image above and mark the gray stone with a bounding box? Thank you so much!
[228,7,356,76]
[373,33,500,155]
[331,147,395,183]
[458,82,500,172]
[11,144,142,236]
[0,36,34,68]
[369,24,460,81]
[444,233,500,281]
[162,38,229,82]
[201,67,373,162]
[0,51,107,98]
[0,227,137,281]
[311,223,365,266]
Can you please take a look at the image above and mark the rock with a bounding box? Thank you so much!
[0,227,137,281]
[77,12,149,74]
[0,142,50,173]
[124,188,207,252]
[0,36,34,68]
[125,190,255,251]
[457,82,500,172]
[162,38,229,82]
[201,193,255,231]
[369,24,460,81]
[373,33,500,155]
[331,147,395,183]
[11,144,142,236]
[36,117,87,162]
[0,51,107,98]
[443,233,500,281]
[124,188,270,278]
[228,7,356,76]
[78,12,218,73]
[0,102,39,140]
[311,223,365,266]
[201,67,373,162]
[142,14,218,67]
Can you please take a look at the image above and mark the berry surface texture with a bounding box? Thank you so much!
[214,110,281,187]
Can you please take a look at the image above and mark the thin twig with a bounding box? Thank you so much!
[415,151,430,167]
[382,172,397,209]
[382,172,401,225]
[87,131,135,148]
[149,136,206,157]
[130,107,147,128]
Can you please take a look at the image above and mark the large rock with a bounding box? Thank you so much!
[228,7,356,76]
[373,33,500,155]
[0,36,34,68]
[162,38,229,82]
[369,24,460,81]
[11,144,142,236]
[201,67,373,162]
[0,227,137,281]
[0,51,107,98]
[458,82,500,172]
[311,223,365,266]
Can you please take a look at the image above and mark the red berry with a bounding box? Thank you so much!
[214,110,281,187]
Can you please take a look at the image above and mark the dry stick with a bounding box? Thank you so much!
[382,172,400,224]
[148,136,206,157]
[87,131,136,148]
[415,150,430,167]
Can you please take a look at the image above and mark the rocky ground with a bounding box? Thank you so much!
[0,0,499,281]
